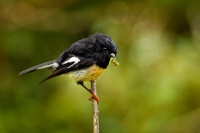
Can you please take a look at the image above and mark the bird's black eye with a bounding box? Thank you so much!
[103,47,107,51]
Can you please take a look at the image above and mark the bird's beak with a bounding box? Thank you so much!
[110,53,116,58]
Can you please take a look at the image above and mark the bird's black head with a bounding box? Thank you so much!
[90,33,118,68]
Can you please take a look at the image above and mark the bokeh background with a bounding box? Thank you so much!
[1,0,200,133]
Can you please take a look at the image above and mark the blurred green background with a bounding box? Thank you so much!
[1,0,200,133]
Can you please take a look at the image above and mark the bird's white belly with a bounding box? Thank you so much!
[67,65,105,82]
[67,69,88,81]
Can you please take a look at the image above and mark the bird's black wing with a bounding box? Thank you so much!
[39,56,95,83]
[39,36,98,83]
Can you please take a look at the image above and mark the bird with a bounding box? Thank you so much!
[19,33,119,103]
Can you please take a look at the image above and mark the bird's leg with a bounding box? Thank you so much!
[77,81,99,103]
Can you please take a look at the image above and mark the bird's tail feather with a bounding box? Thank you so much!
[19,60,58,76]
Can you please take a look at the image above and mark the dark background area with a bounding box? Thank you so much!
[1,0,200,133]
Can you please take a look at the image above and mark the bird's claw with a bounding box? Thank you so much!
[89,94,99,103]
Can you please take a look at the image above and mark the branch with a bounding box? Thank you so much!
[91,80,99,133]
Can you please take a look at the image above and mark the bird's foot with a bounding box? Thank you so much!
[89,93,99,103]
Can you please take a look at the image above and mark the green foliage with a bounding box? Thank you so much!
[1,0,200,133]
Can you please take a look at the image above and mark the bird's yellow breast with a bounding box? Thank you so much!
[67,65,105,82]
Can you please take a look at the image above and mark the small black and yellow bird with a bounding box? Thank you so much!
[19,33,119,103]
